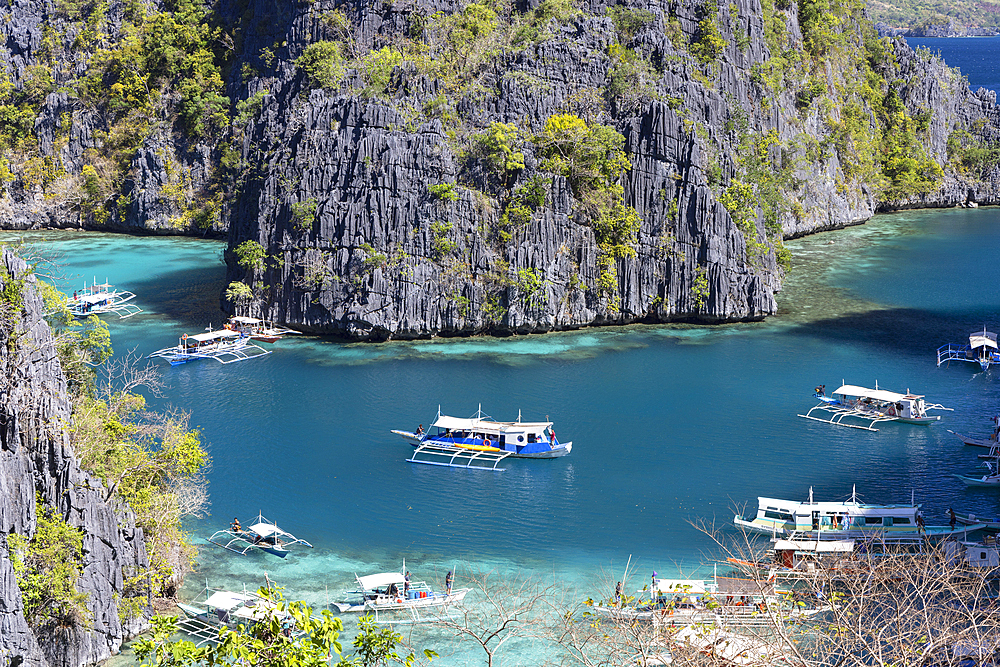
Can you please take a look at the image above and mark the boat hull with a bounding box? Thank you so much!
[949,430,999,449]
[953,474,1000,487]
[734,515,985,541]
[333,588,469,614]
[394,430,572,458]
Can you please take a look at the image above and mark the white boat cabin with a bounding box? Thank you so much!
[428,415,555,449]
[740,495,920,534]
[183,329,243,350]
[833,385,930,420]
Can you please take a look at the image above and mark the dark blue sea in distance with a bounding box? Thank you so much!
[5,207,1000,662]
[906,36,1000,96]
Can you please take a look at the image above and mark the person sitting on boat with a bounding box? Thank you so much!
[416,424,424,435]
[231,517,241,532]
[814,385,825,396]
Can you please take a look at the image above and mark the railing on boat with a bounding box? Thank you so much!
[407,441,512,471]
[937,343,1000,368]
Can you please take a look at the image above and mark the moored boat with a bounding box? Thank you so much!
[734,487,983,541]
[68,278,141,319]
[799,383,950,431]
[937,328,1000,370]
[207,513,314,557]
[147,327,271,365]
[332,568,469,622]
[226,316,300,343]
[176,586,298,645]
[953,461,1000,488]
[393,407,572,468]
[948,428,1000,450]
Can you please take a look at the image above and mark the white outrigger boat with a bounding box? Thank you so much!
[735,487,984,542]
[948,428,1000,450]
[799,383,950,431]
[68,278,141,319]
[953,459,1000,488]
[147,327,271,365]
[937,328,1000,371]
[332,568,470,623]
[226,316,300,343]
[176,585,298,646]
[393,406,572,470]
[727,538,858,582]
[207,513,314,557]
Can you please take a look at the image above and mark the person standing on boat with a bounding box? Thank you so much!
[949,507,957,529]
[445,571,453,595]
[614,581,622,606]
[404,572,411,597]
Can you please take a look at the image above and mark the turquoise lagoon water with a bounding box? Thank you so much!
[4,207,1000,661]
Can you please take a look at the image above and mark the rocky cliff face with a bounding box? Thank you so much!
[0,248,149,666]
[2,0,1000,339]
[220,0,1000,339]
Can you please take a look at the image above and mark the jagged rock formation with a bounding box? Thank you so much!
[0,248,149,666]
[221,0,1000,339]
[2,0,1000,340]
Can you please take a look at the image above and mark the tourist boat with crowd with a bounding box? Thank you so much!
[937,328,1000,371]
[393,406,572,470]
[68,278,142,319]
[147,326,271,365]
[734,487,983,541]
[799,383,950,431]
[590,574,826,627]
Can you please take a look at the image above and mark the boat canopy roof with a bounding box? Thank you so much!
[204,591,256,610]
[357,572,405,590]
[248,522,289,539]
[77,293,112,304]
[188,330,241,343]
[231,316,262,324]
[970,330,998,349]
[655,579,709,594]
[773,539,855,553]
[833,385,922,402]
[758,496,918,513]
[431,415,551,432]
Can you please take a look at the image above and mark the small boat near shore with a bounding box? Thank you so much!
[799,383,950,432]
[226,316,300,343]
[394,407,572,470]
[954,512,1000,530]
[948,429,1000,450]
[937,328,1000,371]
[68,278,141,319]
[332,568,469,623]
[953,460,1000,488]
[207,513,314,557]
[148,327,271,365]
[176,586,298,645]
[734,487,984,541]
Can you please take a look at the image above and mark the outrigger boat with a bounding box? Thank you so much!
[954,512,1000,530]
[734,487,984,542]
[937,328,1000,371]
[68,278,141,319]
[147,327,271,365]
[332,566,470,623]
[394,406,572,471]
[176,585,298,646]
[948,428,1000,450]
[799,383,950,431]
[953,459,1000,488]
[225,316,300,344]
[591,574,826,628]
[207,513,314,557]
[727,538,858,582]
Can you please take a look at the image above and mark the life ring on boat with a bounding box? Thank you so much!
[182,334,188,340]
[396,598,402,603]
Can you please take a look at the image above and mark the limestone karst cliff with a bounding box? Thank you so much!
[0,248,149,666]
[1,0,1000,339]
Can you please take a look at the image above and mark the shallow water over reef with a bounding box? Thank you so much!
[6,206,1000,663]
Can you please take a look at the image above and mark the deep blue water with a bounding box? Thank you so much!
[906,36,1000,96]
[5,208,1000,661]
